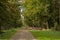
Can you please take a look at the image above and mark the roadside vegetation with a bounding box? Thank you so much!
[29,30,60,40]
[0,28,19,40]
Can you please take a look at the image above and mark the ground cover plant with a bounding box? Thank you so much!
[29,30,60,40]
[0,28,19,40]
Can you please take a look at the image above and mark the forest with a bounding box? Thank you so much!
[0,0,60,40]
[0,0,60,32]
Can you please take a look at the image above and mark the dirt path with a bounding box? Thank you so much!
[10,29,36,40]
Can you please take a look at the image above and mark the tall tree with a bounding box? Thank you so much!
[0,0,20,33]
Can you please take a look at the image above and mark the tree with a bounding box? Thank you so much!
[24,0,50,29]
[0,0,21,33]
[24,0,60,30]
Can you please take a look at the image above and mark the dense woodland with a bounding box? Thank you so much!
[0,0,60,33]
[24,0,60,30]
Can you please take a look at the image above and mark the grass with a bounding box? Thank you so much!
[0,28,19,40]
[29,30,60,40]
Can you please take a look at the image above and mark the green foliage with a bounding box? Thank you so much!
[0,28,19,40]
[24,0,49,27]
[29,30,60,40]
[24,0,60,30]
[0,0,22,32]
[0,0,60,31]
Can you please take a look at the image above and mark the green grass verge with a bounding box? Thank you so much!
[0,28,19,40]
[29,30,60,40]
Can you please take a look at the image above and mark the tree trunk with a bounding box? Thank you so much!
[0,23,2,33]
[0,25,2,33]
[59,0,60,25]
[52,0,56,27]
